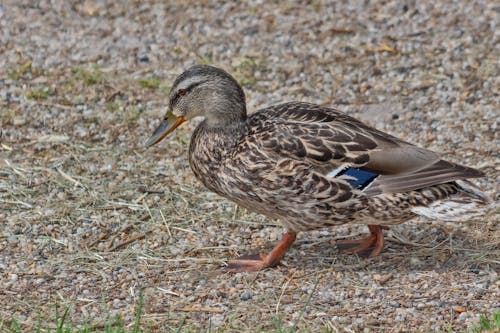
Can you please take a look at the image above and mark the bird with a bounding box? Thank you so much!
[145,64,491,272]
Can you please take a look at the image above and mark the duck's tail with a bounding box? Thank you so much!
[411,180,492,222]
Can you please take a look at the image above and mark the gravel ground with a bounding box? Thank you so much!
[0,1,499,332]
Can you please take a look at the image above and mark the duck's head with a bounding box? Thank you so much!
[145,65,247,147]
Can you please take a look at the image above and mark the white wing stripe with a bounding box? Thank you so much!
[326,165,347,178]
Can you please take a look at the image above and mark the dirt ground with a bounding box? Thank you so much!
[0,1,498,332]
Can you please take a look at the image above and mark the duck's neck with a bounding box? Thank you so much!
[203,88,248,128]
[205,112,247,128]
[193,119,247,154]
[188,120,247,194]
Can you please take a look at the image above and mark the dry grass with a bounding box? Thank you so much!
[1,1,499,332]
[1,58,498,333]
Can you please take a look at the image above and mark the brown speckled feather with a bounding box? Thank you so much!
[188,101,488,232]
[244,102,484,195]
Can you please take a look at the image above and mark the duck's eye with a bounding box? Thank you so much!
[178,89,188,96]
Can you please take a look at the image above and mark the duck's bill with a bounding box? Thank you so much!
[145,111,186,148]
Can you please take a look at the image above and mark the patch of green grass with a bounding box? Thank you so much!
[171,47,183,55]
[160,85,171,97]
[291,278,319,332]
[3,293,149,333]
[267,278,326,333]
[1,108,16,124]
[196,54,214,65]
[8,60,43,80]
[5,309,133,333]
[26,87,54,100]
[468,310,500,332]
[105,101,121,112]
[138,77,161,90]
[72,67,104,86]
[311,1,321,11]
[124,105,141,121]
[232,56,267,88]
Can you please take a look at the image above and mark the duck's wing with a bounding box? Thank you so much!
[247,102,484,196]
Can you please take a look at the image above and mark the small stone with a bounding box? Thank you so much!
[395,315,405,322]
[13,117,26,126]
[240,290,252,301]
[138,55,150,62]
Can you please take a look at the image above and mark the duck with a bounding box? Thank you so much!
[146,64,491,272]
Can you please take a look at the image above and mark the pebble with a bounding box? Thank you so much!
[138,55,150,63]
[390,301,399,308]
[240,290,252,301]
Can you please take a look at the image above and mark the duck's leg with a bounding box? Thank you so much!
[227,231,297,272]
[337,225,388,257]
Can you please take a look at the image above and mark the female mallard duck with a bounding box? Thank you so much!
[146,65,490,272]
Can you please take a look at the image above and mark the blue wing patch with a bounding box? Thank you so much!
[337,167,378,190]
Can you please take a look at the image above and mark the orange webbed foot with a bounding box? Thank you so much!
[227,254,269,272]
[337,225,388,257]
[225,232,297,272]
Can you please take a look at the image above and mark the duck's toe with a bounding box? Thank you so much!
[226,253,269,272]
[225,231,297,272]
[337,225,387,257]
